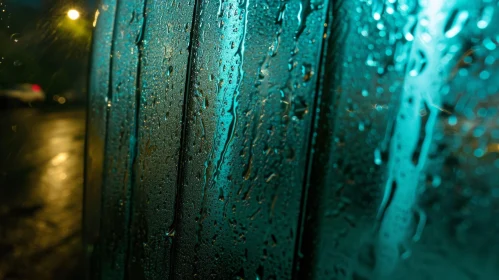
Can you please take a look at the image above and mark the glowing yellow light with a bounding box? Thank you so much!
[67,9,80,20]
[51,153,68,166]
[93,9,100,27]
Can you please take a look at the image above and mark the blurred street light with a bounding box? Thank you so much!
[67,9,80,20]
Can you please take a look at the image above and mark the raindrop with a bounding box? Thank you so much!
[479,70,490,80]
[372,0,384,21]
[292,96,308,120]
[358,122,365,131]
[485,55,495,65]
[448,115,457,126]
[432,175,441,187]
[386,1,395,14]
[218,188,225,201]
[360,25,369,37]
[376,22,385,31]
[301,63,313,82]
[421,32,432,43]
[477,5,494,29]
[287,60,294,71]
[165,228,175,237]
[403,16,417,41]
[167,65,173,76]
[483,37,497,50]
[366,53,378,67]
[474,148,485,158]
[374,148,383,165]
[10,32,20,43]
[398,243,412,260]
[443,10,469,38]
[408,50,427,77]
[13,60,22,66]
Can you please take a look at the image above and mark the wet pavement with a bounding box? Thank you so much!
[0,107,85,280]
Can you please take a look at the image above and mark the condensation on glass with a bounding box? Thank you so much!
[85,0,499,279]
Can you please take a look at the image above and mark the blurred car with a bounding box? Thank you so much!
[0,83,46,104]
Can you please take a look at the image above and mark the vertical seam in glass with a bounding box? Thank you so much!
[291,0,333,278]
[169,0,200,278]
[124,0,149,277]
[98,0,120,277]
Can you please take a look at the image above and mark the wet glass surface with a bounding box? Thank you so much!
[87,0,499,279]
[172,1,327,279]
[304,0,499,279]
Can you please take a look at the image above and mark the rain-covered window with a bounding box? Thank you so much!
[3,0,499,279]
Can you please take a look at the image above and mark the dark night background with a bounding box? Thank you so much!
[0,0,95,279]
[0,0,94,103]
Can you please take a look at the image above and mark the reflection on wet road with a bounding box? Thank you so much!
[0,108,85,279]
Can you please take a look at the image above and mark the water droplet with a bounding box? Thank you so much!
[477,5,494,29]
[483,37,496,51]
[386,3,397,14]
[366,53,378,67]
[374,148,383,165]
[292,96,308,120]
[448,115,457,126]
[432,175,441,187]
[10,33,20,43]
[474,148,485,158]
[218,188,225,201]
[301,63,313,82]
[408,50,427,77]
[13,60,22,66]
[403,16,417,41]
[479,70,490,80]
[421,32,432,43]
[444,10,469,39]
[358,122,365,131]
[360,25,369,37]
[376,21,385,31]
[372,0,383,21]
[473,126,486,138]
[398,243,412,260]
[165,228,175,237]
